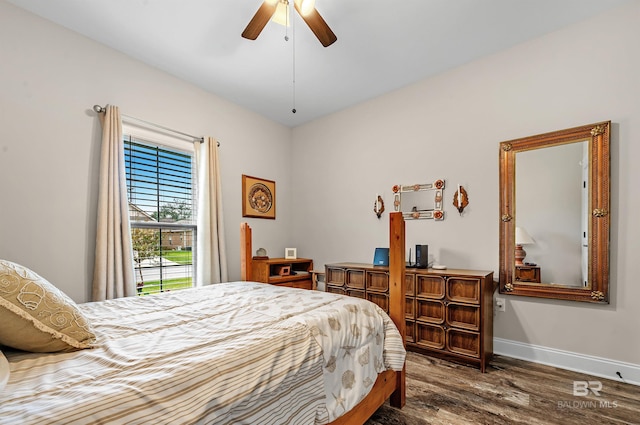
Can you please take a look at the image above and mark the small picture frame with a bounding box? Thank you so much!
[285,248,297,260]
[274,265,291,276]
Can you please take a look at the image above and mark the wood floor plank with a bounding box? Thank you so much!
[366,352,640,425]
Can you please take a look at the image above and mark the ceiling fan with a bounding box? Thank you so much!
[242,0,337,47]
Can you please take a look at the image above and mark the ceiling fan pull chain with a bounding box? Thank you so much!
[284,0,290,41]
[291,6,297,114]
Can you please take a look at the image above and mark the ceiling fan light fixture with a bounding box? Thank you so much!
[242,0,336,47]
[271,1,290,27]
[295,0,316,16]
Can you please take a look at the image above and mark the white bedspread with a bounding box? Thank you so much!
[0,281,405,424]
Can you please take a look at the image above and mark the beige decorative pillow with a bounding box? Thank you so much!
[0,260,96,352]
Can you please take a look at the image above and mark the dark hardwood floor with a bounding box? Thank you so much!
[366,351,640,425]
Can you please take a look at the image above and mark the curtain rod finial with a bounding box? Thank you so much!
[93,105,104,113]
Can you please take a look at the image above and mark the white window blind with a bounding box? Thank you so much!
[124,135,196,295]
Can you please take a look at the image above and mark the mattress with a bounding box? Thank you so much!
[0,281,405,424]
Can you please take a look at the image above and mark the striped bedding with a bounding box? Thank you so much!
[0,281,405,424]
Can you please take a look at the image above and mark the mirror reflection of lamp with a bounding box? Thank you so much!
[515,227,535,266]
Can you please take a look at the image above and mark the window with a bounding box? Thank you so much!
[124,135,196,295]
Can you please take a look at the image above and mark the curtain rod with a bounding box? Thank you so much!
[93,105,219,146]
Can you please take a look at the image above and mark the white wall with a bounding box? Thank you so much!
[291,2,640,366]
[0,1,294,302]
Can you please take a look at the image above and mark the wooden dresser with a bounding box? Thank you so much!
[325,262,495,372]
[252,257,313,289]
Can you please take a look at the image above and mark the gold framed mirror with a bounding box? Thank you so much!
[499,121,610,303]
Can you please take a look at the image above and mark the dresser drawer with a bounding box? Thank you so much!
[447,277,480,304]
[405,297,415,319]
[416,275,445,299]
[367,292,389,312]
[416,299,445,324]
[326,285,346,296]
[347,289,366,299]
[405,273,416,296]
[416,323,445,350]
[280,279,312,290]
[446,303,480,331]
[346,269,366,289]
[405,320,416,343]
[446,328,480,358]
[326,267,345,286]
[366,270,389,292]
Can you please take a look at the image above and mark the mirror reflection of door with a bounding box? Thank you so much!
[581,145,589,287]
[515,140,588,287]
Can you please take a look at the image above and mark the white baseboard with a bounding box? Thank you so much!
[494,338,640,387]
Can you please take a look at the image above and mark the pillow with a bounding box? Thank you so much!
[0,259,96,352]
[0,349,9,392]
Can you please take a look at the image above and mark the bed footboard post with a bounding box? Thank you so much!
[389,212,406,408]
[240,222,252,281]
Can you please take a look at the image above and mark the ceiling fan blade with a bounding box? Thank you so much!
[294,3,337,47]
[242,1,278,40]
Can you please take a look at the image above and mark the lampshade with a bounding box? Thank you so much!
[271,1,290,26]
[515,227,535,245]
[272,0,316,26]
[297,0,316,16]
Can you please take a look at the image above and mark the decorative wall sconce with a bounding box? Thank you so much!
[374,194,385,219]
[453,184,469,215]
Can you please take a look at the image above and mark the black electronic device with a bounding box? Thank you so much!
[415,244,429,269]
[406,247,414,267]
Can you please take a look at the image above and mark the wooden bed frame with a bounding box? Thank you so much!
[240,212,406,424]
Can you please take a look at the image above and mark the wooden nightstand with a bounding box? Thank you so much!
[515,265,541,283]
[251,258,313,290]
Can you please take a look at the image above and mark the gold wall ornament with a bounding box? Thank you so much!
[591,125,606,136]
[591,291,605,301]
[453,185,469,215]
[373,195,385,219]
[502,143,513,152]
[592,208,609,217]
[501,214,512,222]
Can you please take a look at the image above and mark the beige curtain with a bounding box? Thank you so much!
[195,137,228,285]
[92,105,136,301]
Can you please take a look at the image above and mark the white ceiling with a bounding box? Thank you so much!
[8,0,631,127]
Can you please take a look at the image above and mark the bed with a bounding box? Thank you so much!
[0,213,407,425]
